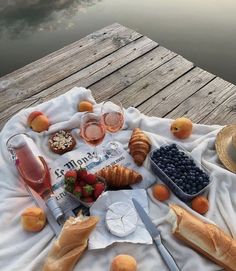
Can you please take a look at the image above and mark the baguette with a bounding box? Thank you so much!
[167,204,236,271]
[43,214,99,271]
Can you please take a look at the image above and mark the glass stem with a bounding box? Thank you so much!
[93,146,99,160]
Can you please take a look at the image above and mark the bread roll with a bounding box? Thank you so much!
[96,164,142,188]
[43,214,99,271]
[167,204,236,271]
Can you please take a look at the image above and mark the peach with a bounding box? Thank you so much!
[27,111,43,126]
[110,255,137,271]
[21,207,46,232]
[27,111,50,132]
[77,101,93,112]
[191,196,209,215]
[152,184,170,202]
[170,117,193,139]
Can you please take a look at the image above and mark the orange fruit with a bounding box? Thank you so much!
[152,184,170,201]
[78,101,93,112]
[191,196,209,214]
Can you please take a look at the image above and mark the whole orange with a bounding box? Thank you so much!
[152,184,170,201]
[78,101,93,112]
[191,196,209,214]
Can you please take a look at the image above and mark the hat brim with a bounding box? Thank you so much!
[215,125,236,173]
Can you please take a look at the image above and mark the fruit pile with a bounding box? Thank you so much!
[151,144,210,195]
[64,168,106,204]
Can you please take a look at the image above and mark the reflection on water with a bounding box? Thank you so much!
[1,0,236,86]
[0,0,100,38]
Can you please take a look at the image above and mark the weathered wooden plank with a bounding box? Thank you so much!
[113,55,195,109]
[165,77,234,124]
[0,23,142,112]
[0,36,158,130]
[137,67,215,117]
[199,83,236,125]
[90,46,177,102]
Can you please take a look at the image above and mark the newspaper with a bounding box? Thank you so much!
[28,145,156,236]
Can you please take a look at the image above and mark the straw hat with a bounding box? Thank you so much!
[215,125,236,173]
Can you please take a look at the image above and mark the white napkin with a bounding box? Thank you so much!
[88,189,152,249]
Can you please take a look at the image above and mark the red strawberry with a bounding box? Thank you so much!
[82,184,94,197]
[64,170,77,193]
[84,173,96,185]
[77,167,87,180]
[73,186,82,199]
[78,180,86,188]
[82,197,94,203]
[65,170,77,181]
[94,182,105,199]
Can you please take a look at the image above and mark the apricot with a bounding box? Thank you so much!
[170,117,193,139]
[27,111,43,126]
[78,101,93,112]
[21,207,46,232]
[27,111,50,132]
[152,184,170,202]
[191,196,209,214]
[110,255,137,271]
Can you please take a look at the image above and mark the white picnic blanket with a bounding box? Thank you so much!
[0,87,235,271]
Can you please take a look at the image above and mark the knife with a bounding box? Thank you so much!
[132,198,180,271]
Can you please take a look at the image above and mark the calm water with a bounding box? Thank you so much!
[1,0,236,84]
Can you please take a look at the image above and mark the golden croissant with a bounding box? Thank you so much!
[96,164,142,187]
[128,128,151,166]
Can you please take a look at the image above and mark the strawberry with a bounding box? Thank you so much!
[94,182,105,199]
[77,167,87,180]
[78,180,86,188]
[82,197,94,203]
[65,170,77,182]
[73,186,82,199]
[84,173,96,185]
[64,170,77,193]
[82,184,94,197]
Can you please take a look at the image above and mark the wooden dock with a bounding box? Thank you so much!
[1,23,236,130]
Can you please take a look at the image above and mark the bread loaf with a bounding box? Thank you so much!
[96,164,142,188]
[128,128,151,166]
[43,214,99,271]
[167,204,236,271]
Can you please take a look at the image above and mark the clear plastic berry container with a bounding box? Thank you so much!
[149,143,212,202]
[65,176,107,208]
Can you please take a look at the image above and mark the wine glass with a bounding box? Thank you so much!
[101,99,124,157]
[80,112,106,163]
[6,133,64,222]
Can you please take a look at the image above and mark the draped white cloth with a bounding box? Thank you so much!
[0,87,234,271]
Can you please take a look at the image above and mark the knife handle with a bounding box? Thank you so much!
[156,241,180,271]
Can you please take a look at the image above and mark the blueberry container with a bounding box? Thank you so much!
[149,144,212,202]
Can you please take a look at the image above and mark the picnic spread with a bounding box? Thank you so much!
[1,87,236,271]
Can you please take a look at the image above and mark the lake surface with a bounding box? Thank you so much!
[1,0,236,84]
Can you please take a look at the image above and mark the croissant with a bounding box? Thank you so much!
[128,128,151,166]
[43,214,99,271]
[96,164,142,188]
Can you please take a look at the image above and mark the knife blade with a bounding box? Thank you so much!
[132,198,180,271]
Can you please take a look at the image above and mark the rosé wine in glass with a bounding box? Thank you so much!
[80,113,106,162]
[101,100,124,157]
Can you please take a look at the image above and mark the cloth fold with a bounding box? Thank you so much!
[0,86,234,271]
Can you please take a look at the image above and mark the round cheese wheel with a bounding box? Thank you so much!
[105,202,138,237]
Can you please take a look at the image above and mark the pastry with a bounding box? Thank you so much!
[128,128,151,166]
[43,214,99,271]
[96,164,142,188]
[49,130,76,154]
[167,204,236,271]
